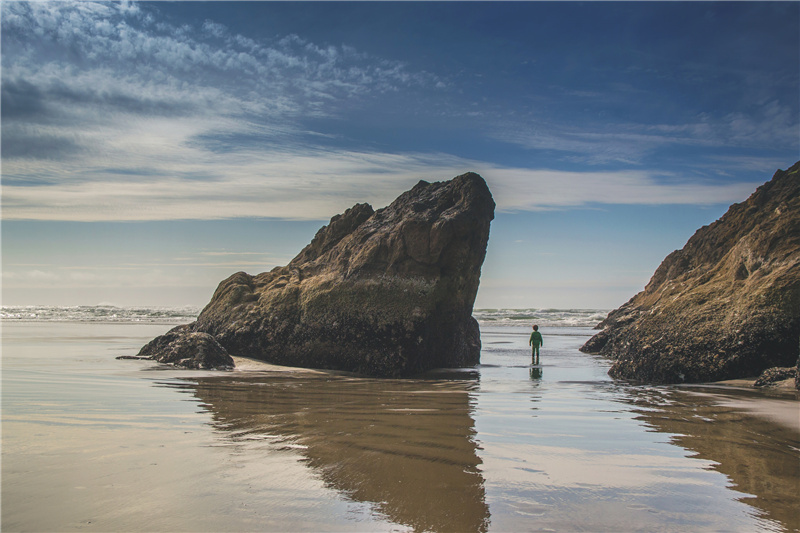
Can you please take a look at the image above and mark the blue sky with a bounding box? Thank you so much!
[2,1,798,309]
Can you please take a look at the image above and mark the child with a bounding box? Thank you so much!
[529,324,543,365]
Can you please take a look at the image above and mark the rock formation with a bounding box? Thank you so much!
[135,325,234,370]
[137,172,495,376]
[581,162,800,384]
[753,367,796,388]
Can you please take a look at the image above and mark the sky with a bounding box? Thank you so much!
[2,1,799,310]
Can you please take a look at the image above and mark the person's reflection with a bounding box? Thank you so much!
[529,367,543,380]
[180,373,490,533]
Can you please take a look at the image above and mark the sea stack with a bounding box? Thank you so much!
[137,172,495,376]
[581,162,800,384]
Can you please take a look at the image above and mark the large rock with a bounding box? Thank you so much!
[581,162,800,383]
[139,172,495,376]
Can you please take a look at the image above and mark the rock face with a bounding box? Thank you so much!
[138,172,495,376]
[753,367,796,388]
[581,162,800,384]
[136,325,234,370]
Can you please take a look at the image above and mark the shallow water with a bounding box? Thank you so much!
[2,321,798,532]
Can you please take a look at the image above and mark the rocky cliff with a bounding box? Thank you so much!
[137,172,495,376]
[581,162,800,384]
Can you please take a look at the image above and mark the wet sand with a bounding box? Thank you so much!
[3,322,798,532]
[709,392,799,432]
[683,379,799,432]
[231,355,326,373]
[712,376,797,393]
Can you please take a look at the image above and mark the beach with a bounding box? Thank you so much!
[2,308,798,532]
[5,2,799,532]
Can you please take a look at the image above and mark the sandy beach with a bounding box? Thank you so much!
[5,2,798,531]
[3,316,798,532]
[681,379,799,432]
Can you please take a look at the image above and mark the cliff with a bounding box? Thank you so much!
[581,162,800,384]
[137,172,495,376]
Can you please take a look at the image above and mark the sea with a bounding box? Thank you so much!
[2,306,798,532]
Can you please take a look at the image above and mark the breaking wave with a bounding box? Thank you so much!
[1,305,608,328]
[0,305,201,324]
[472,308,608,328]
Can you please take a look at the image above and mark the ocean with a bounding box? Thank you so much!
[2,307,798,532]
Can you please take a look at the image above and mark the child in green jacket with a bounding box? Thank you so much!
[529,325,543,365]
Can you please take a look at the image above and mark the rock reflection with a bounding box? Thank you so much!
[627,387,800,532]
[178,372,490,533]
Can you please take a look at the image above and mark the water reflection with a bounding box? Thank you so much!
[172,372,490,533]
[627,386,800,532]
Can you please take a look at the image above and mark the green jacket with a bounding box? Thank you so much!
[529,331,543,347]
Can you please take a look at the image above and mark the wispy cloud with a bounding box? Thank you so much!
[1,148,461,220]
[0,1,787,223]
[481,168,761,212]
[490,103,799,167]
[1,251,288,289]
[3,149,762,221]
[195,251,275,257]
[1,1,441,165]
[1,0,458,222]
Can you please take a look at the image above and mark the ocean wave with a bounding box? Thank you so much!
[472,308,608,328]
[0,305,201,324]
[0,305,608,328]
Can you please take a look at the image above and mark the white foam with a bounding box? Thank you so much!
[0,305,609,328]
[0,305,200,324]
[472,308,609,328]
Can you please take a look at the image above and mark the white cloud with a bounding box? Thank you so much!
[202,20,227,38]
[2,1,438,114]
[2,269,61,285]
[28,269,59,280]
[481,168,761,212]
[2,262,260,290]
[1,149,462,220]
[2,147,761,221]
[492,104,799,166]
[1,0,443,171]
[0,1,778,222]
